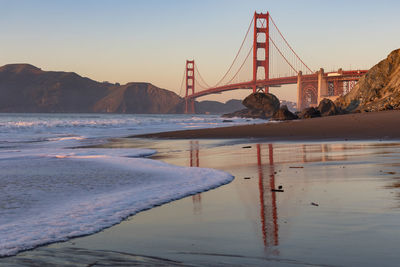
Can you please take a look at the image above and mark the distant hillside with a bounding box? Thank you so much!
[195,99,245,114]
[0,64,243,114]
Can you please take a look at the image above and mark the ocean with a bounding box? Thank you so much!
[0,113,264,257]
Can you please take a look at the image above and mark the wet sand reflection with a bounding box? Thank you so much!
[189,141,202,215]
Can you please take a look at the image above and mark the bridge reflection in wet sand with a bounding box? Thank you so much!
[188,141,280,248]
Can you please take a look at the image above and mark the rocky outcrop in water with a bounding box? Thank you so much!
[222,92,281,119]
[271,105,298,121]
[222,108,268,119]
[242,93,280,117]
[335,48,400,112]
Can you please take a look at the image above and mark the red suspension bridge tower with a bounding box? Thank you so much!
[185,60,195,114]
[253,12,269,93]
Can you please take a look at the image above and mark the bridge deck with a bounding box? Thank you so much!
[188,70,367,99]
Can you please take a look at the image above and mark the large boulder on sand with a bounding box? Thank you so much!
[242,93,280,117]
[272,105,298,121]
[317,98,340,117]
[299,107,321,119]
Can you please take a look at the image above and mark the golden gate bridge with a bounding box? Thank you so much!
[181,12,367,113]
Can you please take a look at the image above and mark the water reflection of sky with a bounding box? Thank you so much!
[181,141,400,265]
[7,140,400,266]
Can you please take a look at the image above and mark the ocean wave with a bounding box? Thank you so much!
[0,153,233,257]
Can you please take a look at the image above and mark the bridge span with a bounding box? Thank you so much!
[182,12,367,113]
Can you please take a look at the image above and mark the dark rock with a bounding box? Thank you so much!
[317,98,339,116]
[299,107,321,119]
[242,93,280,117]
[222,108,268,119]
[272,105,298,121]
[222,119,233,122]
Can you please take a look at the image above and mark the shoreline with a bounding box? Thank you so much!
[5,139,400,266]
[3,112,400,266]
[131,110,400,141]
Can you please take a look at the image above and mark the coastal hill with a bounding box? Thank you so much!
[336,48,400,112]
[0,64,244,114]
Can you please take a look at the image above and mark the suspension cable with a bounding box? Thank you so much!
[225,46,253,85]
[213,14,255,87]
[194,64,212,88]
[269,15,313,73]
[269,36,298,75]
[179,68,186,97]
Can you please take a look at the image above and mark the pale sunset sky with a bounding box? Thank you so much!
[1,0,399,102]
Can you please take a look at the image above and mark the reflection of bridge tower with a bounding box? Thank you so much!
[189,141,202,214]
[257,144,279,247]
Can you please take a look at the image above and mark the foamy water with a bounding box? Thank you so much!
[0,113,263,257]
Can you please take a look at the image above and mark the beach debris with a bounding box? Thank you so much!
[271,185,284,192]
[385,171,396,175]
[271,189,284,192]
[289,166,304,168]
[242,146,252,149]
[222,119,233,123]
[311,202,319,207]
[244,177,251,180]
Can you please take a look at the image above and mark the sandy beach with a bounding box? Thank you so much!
[4,120,400,266]
[133,110,400,141]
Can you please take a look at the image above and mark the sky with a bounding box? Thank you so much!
[1,0,400,102]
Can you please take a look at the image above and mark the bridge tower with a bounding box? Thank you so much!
[253,12,270,93]
[185,60,195,114]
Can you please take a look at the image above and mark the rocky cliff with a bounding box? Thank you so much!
[335,48,400,112]
[0,64,241,114]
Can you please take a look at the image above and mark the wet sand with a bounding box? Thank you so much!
[4,138,400,266]
[133,110,400,141]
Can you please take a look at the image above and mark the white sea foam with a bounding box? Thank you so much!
[0,113,261,256]
[0,155,233,257]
